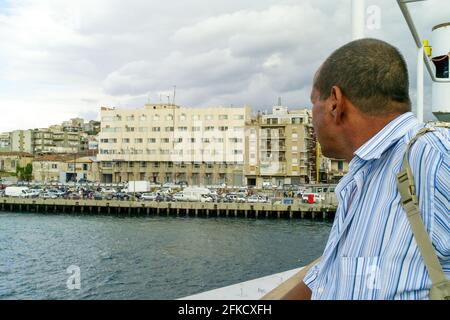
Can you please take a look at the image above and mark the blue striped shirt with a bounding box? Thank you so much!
[303,112,450,300]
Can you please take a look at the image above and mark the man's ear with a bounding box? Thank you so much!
[329,86,345,124]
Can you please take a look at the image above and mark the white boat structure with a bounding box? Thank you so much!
[181,0,450,300]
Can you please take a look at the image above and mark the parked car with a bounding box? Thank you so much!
[112,192,132,201]
[47,188,65,197]
[225,193,246,203]
[247,195,269,203]
[200,194,213,203]
[158,187,173,194]
[92,192,104,200]
[155,194,174,202]
[40,192,58,199]
[141,193,158,201]
[173,192,186,202]
[302,193,324,204]
[22,189,40,198]
[66,193,82,200]
[101,188,117,194]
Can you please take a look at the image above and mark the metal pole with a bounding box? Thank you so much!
[417,46,424,122]
[397,0,449,83]
[352,0,365,40]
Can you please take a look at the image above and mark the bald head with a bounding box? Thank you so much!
[314,38,411,115]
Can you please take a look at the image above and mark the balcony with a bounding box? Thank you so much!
[259,163,286,176]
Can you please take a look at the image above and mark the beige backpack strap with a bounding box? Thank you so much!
[397,127,450,300]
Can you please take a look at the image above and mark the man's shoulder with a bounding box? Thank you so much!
[402,123,449,160]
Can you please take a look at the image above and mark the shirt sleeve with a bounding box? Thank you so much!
[303,262,320,290]
[410,128,450,274]
[432,149,450,274]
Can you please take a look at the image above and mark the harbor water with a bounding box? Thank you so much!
[0,212,331,299]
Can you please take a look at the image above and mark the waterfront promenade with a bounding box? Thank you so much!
[0,198,336,220]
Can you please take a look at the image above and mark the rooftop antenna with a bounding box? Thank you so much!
[277,97,282,106]
[173,85,177,106]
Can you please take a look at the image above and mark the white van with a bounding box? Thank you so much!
[182,187,211,202]
[5,187,30,197]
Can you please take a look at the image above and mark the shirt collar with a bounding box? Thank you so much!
[353,112,418,161]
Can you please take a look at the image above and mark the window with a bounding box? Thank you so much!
[179,114,186,121]
[153,115,160,121]
[147,149,156,155]
[126,127,135,132]
[140,115,147,121]
[192,115,200,121]
[152,127,161,132]
[126,115,135,121]
[219,126,228,132]
[175,138,183,143]
[202,138,210,143]
[148,138,156,143]
[219,115,228,120]
[161,138,170,143]
[338,161,344,171]
[233,127,243,132]
[177,127,188,132]
[52,164,58,169]
[166,115,173,121]
[205,115,213,120]
[135,138,143,143]
[192,126,201,132]
[122,138,130,143]
[233,114,244,120]
[138,127,148,132]
[190,138,196,143]
[165,127,174,132]
[292,117,303,124]
[205,126,214,131]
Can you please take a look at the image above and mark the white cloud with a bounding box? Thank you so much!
[0,0,448,132]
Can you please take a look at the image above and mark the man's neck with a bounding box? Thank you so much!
[343,112,403,162]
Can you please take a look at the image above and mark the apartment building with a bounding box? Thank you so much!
[33,154,98,183]
[97,104,252,185]
[0,132,11,152]
[33,129,82,154]
[0,152,33,174]
[244,106,314,188]
[11,130,34,154]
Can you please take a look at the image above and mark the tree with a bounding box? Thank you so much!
[16,163,33,181]
[23,163,33,181]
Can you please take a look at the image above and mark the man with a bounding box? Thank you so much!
[282,38,449,300]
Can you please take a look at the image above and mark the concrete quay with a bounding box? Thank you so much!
[0,198,337,220]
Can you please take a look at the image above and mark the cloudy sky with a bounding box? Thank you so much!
[0,0,448,132]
